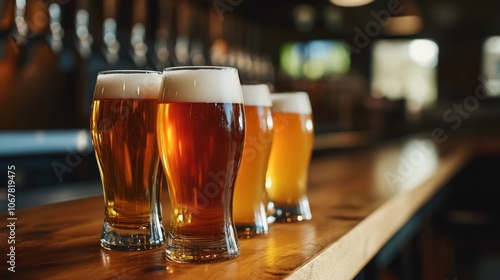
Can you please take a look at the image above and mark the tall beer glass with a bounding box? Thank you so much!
[266,92,314,223]
[157,66,245,262]
[90,70,165,250]
[233,85,274,238]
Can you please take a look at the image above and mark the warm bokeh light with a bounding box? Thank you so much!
[293,4,316,32]
[384,16,423,36]
[329,0,374,7]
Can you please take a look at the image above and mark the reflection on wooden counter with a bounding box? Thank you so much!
[2,134,493,279]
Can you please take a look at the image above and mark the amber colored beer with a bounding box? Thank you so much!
[157,67,244,263]
[266,92,314,223]
[90,71,165,250]
[91,99,158,225]
[233,85,274,237]
[157,103,244,234]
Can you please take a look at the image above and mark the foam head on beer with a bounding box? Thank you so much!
[241,84,272,107]
[270,92,312,114]
[160,67,243,103]
[94,71,162,99]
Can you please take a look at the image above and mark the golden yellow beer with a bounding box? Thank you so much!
[157,66,244,263]
[233,85,274,237]
[90,71,165,250]
[266,92,314,222]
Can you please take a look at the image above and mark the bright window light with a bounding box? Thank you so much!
[482,36,500,96]
[371,39,438,109]
[409,40,438,68]
[280,40,350,80]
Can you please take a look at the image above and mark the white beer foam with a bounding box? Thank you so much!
[161,68,243,104]
[241,84,272,107]
[94,72,162,99]
[270,92,312,114]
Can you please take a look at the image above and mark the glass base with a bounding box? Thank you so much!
[165,232,239,263]
[235,223,268,238]
[235,203,269,238]
[100,220,165,251]
[267,196,312,223]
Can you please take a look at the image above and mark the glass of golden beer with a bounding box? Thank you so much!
[90,70,165,250]
[266,92,314,223]
[157,66,245,262]
[233,84,273,238]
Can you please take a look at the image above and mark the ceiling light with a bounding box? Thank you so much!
[329,0,374,8]
[293,4,316,32]
[384,15,423,35]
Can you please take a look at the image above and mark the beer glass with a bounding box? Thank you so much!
[266,92,314,223]
[157,66,245,262]
[90,70,165,250]
[233,85,273,238]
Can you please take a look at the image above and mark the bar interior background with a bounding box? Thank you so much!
[0,0,499,278]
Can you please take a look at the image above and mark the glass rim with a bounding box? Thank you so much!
[163,66,237,72]
[270,91,308,95]
[98,70,161,75]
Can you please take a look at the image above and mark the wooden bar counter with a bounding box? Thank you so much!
[2,133,493,279]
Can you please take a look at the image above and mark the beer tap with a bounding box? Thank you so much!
[190,38,205,66]
[13,0,28,46]
[208,8,228,66]
[174,34,189,65]
[0,0,16,93]
[242,22,255,83]
[0,0,15,34]
[75,0,92,59]
[174,0,192,66]
[130,0,148,68]
[189,5,206,66]
[225,14,237,68]
[247,23,261,83]
[14,0,69,129]
[234,16,247,76]
[154,0,174,70]
[48,3,64,55]
[102,0,119,65]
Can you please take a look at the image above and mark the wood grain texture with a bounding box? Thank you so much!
[0,135,485,280]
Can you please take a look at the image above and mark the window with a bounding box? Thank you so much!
[280,40,350,80]
[482,36,500,97]
[371,39,438,111]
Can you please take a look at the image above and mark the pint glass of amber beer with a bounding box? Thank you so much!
[157,66,245,262]
[266,92,314,223]
[233,84,273,237]
[90,70,165,250]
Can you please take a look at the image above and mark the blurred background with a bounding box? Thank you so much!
[1,0,499,278]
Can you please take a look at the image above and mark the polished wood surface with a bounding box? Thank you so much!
[1,134,489,279]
